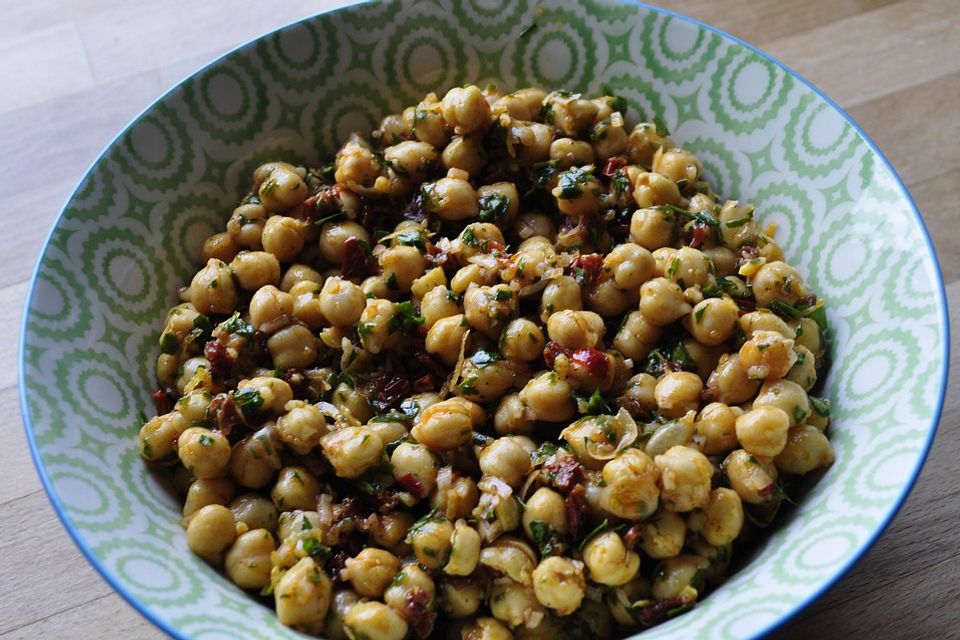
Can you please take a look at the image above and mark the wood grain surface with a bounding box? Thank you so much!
[1,1,955,638]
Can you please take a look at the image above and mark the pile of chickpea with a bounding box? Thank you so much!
[139,84,835,640]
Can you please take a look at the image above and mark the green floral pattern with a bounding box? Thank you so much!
[21,1,946,638]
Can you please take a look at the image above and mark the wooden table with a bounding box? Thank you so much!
[1,1,956,637]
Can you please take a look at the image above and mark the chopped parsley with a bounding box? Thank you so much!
[160,332,179,355]
[557,166,594,200]
[396,230,426,251]
[217,311,254,336]
[233,388,264,417]
[387,301,425,334]
[478,192,510,223]
[810,396,831,417]
[528,521,554,556]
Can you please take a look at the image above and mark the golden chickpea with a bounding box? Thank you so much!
[546,309,604,350]
[412,398,483,451]
[736,405,791,457]
[408,517,454,570]
[522,487,568,539]
[230,250,281,291]
[637,511,686,559]
[249,285,293,332]
[654,445,714,512]
[591,116,629,160]
[458,223,504,259]
[189,258,238,315]
[413,95,451,147]
[751,261,807,307]
[227,203,267,249]
[739,329,797,380]
[440,576,484,618]
[666,246,711,288]
[380,245,427,292]
[177,427,231,479]
[383,563,436,613]
[702,246,737,276]
[225,528,274,590]
[445,519,482,576]
[275,557,333,635]
[479,436,532,489]
[723,449,778,504]
[598,449,660,519]
[203,231,238,263]
[651,555,708,600]
[455,357,519,403]
[391,442,439,497]
[492,87,548,120]
[633,172,681,209]
[236,376,294,415]
[324,590,361,640]
[685,297,739,346]
[182,477,235,520]
[792,316,825,362]
[320,427,384,479]
[540,276,582,320]
[442,85,492,135]
[276,401,327,455]
[640,277,692,325]
[262,216,306,262]
[532,556,586,615]
[695,402,740,455]
[186,504,236,564]
[462,617,513,640]
[343,548,401,598]
[739,309,793,339]
[477,182,520,223]
[316,276,364,327]
[552,166,602,217]
[290,281,326,329]
[718,200,757,249]
[229,493,278,533]
[496,319,543,362]
[411,267,448,301]
[515,212,556,242]
[550,137,595,169]
[585,280,635,318]
[775,425,834,474]
[464,283,516,338]
[519,371,576,423]
[494,393,535,436]
[787,344,818,391]
[450,263,495,294]
[654,372,703,419]
[425,313,470,367]
[613,311,662,361]
[604,242,655,290]
[627,122,673,168]
[318,220,371,265]
[267,324,317,369]
[489,581,546,629]
[384,140,440,181]
[139,412,188,464]
[423,175,479,220]
[582,531,641,586]
[706,353,761,405]
[442,135,486,176]
[689,487,744,546]
[271,466,321,511]
[753,378,810,426]
[229,430,282,489]
[257,163,308,212]
[542,91,598,136]
[653,147,702,185]
[619,372,658,418]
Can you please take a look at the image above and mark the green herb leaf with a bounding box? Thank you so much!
[160,332,179,355]
[768,299,804,320]
[301,537,331,561]
[810,396,831,417]
[694,305,706,323]
[217,311,254,336]
[387,300,425,334]
[653,115,671,137]
[313,211,347,227]
[233,388,264,418]
[478,192,510,223]
[396,230,426,251]
[528,521,554,556]
[586,388,611,415]
[557,167,592,200]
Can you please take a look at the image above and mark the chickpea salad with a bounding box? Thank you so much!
[139,85,834,640]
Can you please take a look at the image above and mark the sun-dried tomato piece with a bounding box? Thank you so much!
[151,389,174,415]
[543,340,569,369]
[364,373,412,412]
[210,393,243,439]
[404,587,438,640]
[544,454,584,493]
[633,594,697,627]
[570,348,610,380]
[341,236,373,279]
[602,156,627,177]
[565,485,587,539]
[569,253,604,290]
[623,522,644,550]
[204,336,232,379]
[395,473,426,499]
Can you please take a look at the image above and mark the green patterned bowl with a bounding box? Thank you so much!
[20,1,948,638]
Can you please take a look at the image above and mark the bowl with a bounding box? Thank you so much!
[19,0,948,638]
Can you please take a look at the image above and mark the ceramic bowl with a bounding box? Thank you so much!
[20,1,948,638]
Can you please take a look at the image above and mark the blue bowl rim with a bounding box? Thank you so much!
[18,1,950,638]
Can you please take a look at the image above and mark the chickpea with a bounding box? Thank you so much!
[751,260,807,307]
[384,140,440,181]
[552,166,601,217]
[442,85,491,135]
[753,378,810,426]
[464,283,516,338]
[633,172,681,209]
[456,357,518,403]
[540,276,582,320]
[685,296,739,346]
[515,212,556,242]
[451,263,496,293]
[654,446,713,512]
[643,411,696,458]
[318,220,371,265]
[391,442,439,497]
[723,449,778,504]
[271,466,321,511]
[276,401,327,455]
[229,493,279,533]
[477,182,520,223]
[492,87,548,120]
[384,563,436,613]
[627,122,673,168]
[613,311,662,361]
[237,376,293,416]
[639,277,692,325]
[229,251,281,292]
[267,324,317,370]
[440,576,484,618]
[787,344,818,391]
[583,531,640,586]
[262,216,306,262]
[651,555,707,600]
[412,267,448,300]
[229,429,282,489]
[775,425,835,474]
[695,402,740,455]
[736,406,791,457]
[320,427,384,479]
[343,548,401,598]
[706,353,761,405]
[275,557,332,635]
[493,393,534,436]
[446,519,482,576]
[432,469,480,520]
[479,436,532,489]
[604,242,655,290]
[420,286,459,330]
[550,137,595,169]
[458,223,504,260]
[371,512,415,551]
[425,313,470,367]
[249,285,293,332]
[203,231,238,263]
[532,556,586,615]
[289,282,326,329]
[543,91,598,136]
[793,316,825,361]
[442,135,486,176]
[182,477,235,520]
[739,330,797,380]
[591,116,629,160]
[325,591,361,640]
[637,511,687,559]
[739,309,793,339]
[177,427,230,479]
[489,581,547,629]
[497,319,544,362]
[653,372,701,419]
[653,147,702,185]
[413,95,451,147]
[412,398,483,451]
[357,298,400,355]
[423,175,479,220]
[598,449,660,519]
[186,504,236,564]
[689,487,744,546]
[189,258,238,315]
[227,203,267,249]
[585,280,635,318]
[463,617,513,640]
[139,412,188,464]
[380,245,427,292]
[702,246,737,276]
[665,246,711,288]
[225,528,274,589]
[718,200,757,249]
[519,371,576,423]
[523,487,568,539]
[257,163,308,212]
[546,309,604,350]
[619,372,658,418]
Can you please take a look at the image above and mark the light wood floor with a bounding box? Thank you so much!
[1,1,956,638]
